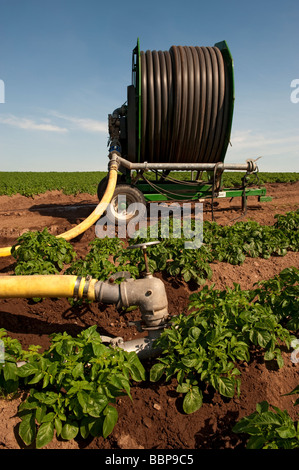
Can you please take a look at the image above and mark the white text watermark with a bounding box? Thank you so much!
[95,199,203,249]
[0,80,4,104]
[0,340,4,363]
[290,79,299,104]
[290,338,299,364]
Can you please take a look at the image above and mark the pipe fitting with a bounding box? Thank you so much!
[107,328,163,360]
[94,276,168,327]
[95,280,120,305]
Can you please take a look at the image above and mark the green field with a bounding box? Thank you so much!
[0,171,107,197]
[0,171,298,197]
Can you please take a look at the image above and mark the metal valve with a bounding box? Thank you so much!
[127,241,160,277]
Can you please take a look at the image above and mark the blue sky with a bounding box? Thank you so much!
[0,0,298,172]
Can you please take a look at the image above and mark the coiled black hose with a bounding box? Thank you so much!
[140,45,231,164]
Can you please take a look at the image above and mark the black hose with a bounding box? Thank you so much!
[139,45,232,165]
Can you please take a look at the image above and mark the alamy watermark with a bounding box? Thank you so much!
[0,79,5,104]
[0,340,4,364]
[290,338,299,364]
[95,198,203,249]
[290,79,299,104]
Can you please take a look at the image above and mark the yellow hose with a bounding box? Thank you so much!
[0,161,118,257]
[0,275,97,301]
[0,246,11,257]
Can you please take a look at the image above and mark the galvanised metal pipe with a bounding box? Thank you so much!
[115,155,258,172]
[104,328,163,360]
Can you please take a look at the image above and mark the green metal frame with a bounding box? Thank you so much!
[134,182,268,202]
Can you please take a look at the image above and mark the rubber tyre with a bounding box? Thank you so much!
[97,175,124,201]
[105,184,147,224]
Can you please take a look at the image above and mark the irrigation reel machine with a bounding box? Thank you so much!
[99,39,270,223]
[0,39,271,359]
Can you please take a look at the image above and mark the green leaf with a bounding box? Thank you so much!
[103,405,118,438]
[72,362,84,379]
[19,412,36,446]
[256,401,269,414]
[79,418,91,439]
[232,417,252,434]
[275,351,284,369]
[176,382,190,394]
[28,372,44,385]
[188,327,201,341]
[182,387,203,414]
[251,411,284,427]
[33,391,58,405]
[3,362,18,381]
[61,421,79,441]
[126,354,146,382]
[264,351,275,361]
[276,425,297,439]
[35,405,47,425]
[181,356,199,368]
[42,374,50,388]
[41,412,56,423]
[92,341,108,357]
[246,435,266,449]
[89,417,104,437]
[108,374,132,400]
[77,391,108,417]
[36,421,54,449]
[17,362,39,378]
[183,271,192,283]
[149,363,165,382]
[54,417,62,437]
[216,376,235,398]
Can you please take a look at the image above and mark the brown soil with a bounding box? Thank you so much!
[0,182,298,450]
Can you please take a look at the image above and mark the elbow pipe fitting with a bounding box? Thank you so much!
[111,105,127,119]
[94,277,169,327]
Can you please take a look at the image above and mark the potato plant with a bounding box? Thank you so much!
[11,228,76,275]
[0,267,298,447]
[150,268,298,414]
[10,210,299,289]
[233,386,299,449]
[0,326,145,448]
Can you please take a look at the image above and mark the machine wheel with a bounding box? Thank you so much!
[104,184,147,224]
[97,175,124,201]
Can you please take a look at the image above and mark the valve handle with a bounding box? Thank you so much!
[127,241,160,276]
[127,241,160,250]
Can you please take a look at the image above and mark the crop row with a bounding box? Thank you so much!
[0,171,107,197]
[0,266,298,449]
[0,171,298,197]
[1,209,298,448]
[11,209,299,288]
